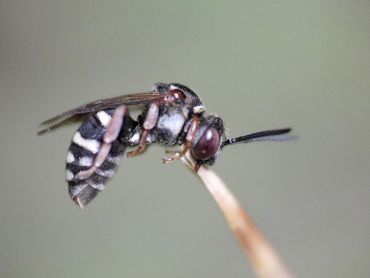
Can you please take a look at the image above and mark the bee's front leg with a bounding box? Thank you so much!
[162,115,200,163]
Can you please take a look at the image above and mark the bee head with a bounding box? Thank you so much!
[191,115,225,166]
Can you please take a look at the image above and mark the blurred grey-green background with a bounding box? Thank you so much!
[1,1,369,277]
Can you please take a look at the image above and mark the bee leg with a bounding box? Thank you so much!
[162,115,200,163]
[75,106,127,180]
[127,102,159,157]
[194,162,201,172]
[126,129,149,157]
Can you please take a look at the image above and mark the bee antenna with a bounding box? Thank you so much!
[221,128,293,148]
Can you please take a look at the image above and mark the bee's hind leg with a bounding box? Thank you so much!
[75,106,127,180]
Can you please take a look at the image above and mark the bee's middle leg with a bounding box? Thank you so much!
[127,102,159,158]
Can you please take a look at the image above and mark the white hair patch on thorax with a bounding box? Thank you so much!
[96,111,111,127]
[169,84,180,90]
[157,113,185,136]
[193,105,205,114]
[73,132,100,154]
[128,132,140,144]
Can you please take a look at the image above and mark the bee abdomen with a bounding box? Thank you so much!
[65,110,126,207]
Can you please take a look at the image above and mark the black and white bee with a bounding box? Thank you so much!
[39,82,291,208]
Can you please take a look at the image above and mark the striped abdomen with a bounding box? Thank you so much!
[66,108,127,207]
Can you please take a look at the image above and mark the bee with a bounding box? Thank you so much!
[39,82,291,208]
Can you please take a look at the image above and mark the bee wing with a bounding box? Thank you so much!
[38,92,164,134]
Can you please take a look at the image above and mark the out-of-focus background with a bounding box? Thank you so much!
[1,1,369,277]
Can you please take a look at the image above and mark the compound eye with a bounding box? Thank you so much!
[167,89,186,103]
[192,127,220,160]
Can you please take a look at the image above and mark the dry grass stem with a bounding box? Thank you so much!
[181,154,293,278]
